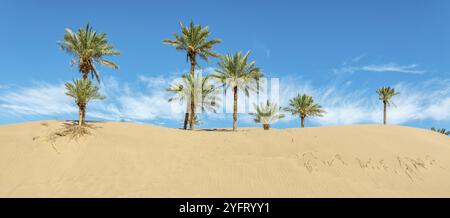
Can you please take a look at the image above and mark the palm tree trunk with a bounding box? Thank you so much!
[263,124,270,130]
[80,60,89,80]
[82,107,86,125]
[301,115,305,128]
[189,58,196,130]
[383,101,387,125]
[78,110,83,126]
[78,104,85,126]
[233,86,238,131]
[183,103,189,130]
[189,92,195,130]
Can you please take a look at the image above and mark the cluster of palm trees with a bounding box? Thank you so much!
[58,22,446,134]
[163,22,264,131]
[162,21,405,130]
[59,24,120,126]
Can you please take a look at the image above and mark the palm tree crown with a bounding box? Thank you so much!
[163,21,221,67]
[376,86,399,105]
[163,20,221,130]
[65,79,105,126]
[167,72,220,129]
[167,72,220,113]
[65,79,105,106]
[213,51,262,94]
[284,94,325,127]
[59,24,120,82]
[251,100,284,130]
[213,51,263,130]
[376,86,399,125]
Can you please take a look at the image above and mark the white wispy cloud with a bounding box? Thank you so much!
[334,54,426,75]
[361,63,425,74]
[0,71,448,127]
[0,82,76,117]
[351,53,366,63]
[0,69,224,124]
[92,75,184,121]
[0,76,183,122]
[277,77,450,126]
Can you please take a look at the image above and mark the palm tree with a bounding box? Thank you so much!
[431,127,450,136]
[284,94,325,128]
[65,79,105,126]
[213,51,263,131]
[251,100,284,130]
[163,21,221,129]
[59,24,120,82]
[376,86,399,125]
[188,115,203,128]
[167,72,220,129]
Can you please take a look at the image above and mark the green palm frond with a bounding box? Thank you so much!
[163,20,221,64]
[213,51,263,94]
[59,24,120,82]
[376,86,399,106]
[167,72,221,113]
[284,94,325,118]
[251,100,285,125]
[65,79,106,106]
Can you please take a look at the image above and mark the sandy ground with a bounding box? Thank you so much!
[0,120,449,197]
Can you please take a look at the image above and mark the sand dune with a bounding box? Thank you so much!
[0,120,449,197]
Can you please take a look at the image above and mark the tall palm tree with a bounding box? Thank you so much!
[251,100,284,130]
[284,94,325,128]
[431,127,450,136]
[167,72,220,129]
[65,79,105,126]
[163,21,221,129]
[213,51,263,131]
[59,24,120,82]
[376,86,399,125]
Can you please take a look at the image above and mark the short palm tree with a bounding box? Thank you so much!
[251,100,284,130]
[376,86,399,125]
[284,94,325,128]
[167,72,220,129]
[65,79,105,126]
[163,21,221,129]
[431,127,450,136]
[213,51,263,131]
[59,24,120,82]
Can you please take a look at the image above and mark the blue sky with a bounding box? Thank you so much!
[0,0,449,129]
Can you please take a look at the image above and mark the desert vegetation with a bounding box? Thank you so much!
[376,86,400,125]
[431,127,450,135]
[251,100,284,130]
[52,21,445,133]
[65,79,105,126]
[284,94,325,128]
[59,24,120,82]
[213,51,263,131]
[58,24,119,131]
[163,21,221,130]
[167,73,220,128]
